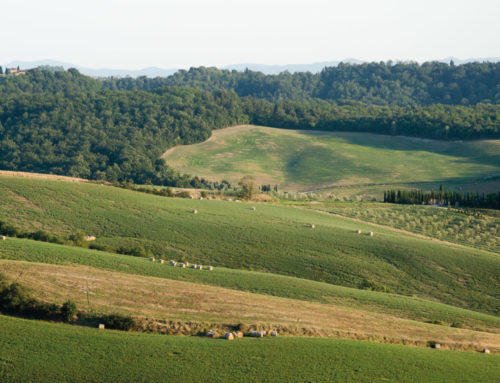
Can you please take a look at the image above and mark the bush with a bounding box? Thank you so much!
[61,300,78,322]
[100,314,136,331]
[176,190,191,198]
[0,282,61,320]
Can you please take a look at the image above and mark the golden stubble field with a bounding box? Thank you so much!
[2,260,499,352]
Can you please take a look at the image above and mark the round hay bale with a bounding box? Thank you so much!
[233,331,243,339]
[251,206,256,211]
[368,231,374,237]
[149,257,155,262]
[270,330,278,336]
[192,209,198,214]
[179,263,186,268]
[250,330,257,337]
[256,331,264,338]
[432,343,441,349]
[158,259,164,264]
[185,262,190,267]
[191,264,197,269]
[225,332,234,340]
[169,260,177,266]
[1,235,6,240]
[261,330,267,336]
[196,264,203,270]
[207,330,218,338]
[207,266,214,271]
[483,348,491,354]
[309,224,315,229]
[355,229,362,234]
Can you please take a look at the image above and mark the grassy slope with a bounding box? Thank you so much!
[163,125,500,191]
[1,315,499,383]
[1,177,500,316]
[2,238,500,334]
[3,259,500,350]
[294,201,500,253]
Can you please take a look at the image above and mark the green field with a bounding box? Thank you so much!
[293,201,500,253]
[2,175,500,381]
[1,315,499,383]
[1,176,500,316]
[3,237,500,336]
[163,125,500,194]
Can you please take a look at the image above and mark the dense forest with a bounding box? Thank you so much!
[0,66,499,184]
[103,61,500,105]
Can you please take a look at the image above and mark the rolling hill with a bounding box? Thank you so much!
[1,176,499,316]
[2,315,499,383]
[163,125,500,194]
[1,174,500,381]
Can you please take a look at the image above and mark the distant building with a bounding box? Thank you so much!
[6,68,29,75]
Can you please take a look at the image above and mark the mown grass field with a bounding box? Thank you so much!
[2,258,500,351]
[293,201,500,253]
[1,176,500,316]
[3,238,500,335]
[163,125,500,193]
[1,315,499,383]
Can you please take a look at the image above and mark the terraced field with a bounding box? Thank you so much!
[163,125,500,194]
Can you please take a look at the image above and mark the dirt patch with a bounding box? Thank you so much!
[0,170,89,183]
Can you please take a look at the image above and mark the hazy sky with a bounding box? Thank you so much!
[1,0,499,69]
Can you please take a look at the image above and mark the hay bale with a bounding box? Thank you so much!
[368,231,374,237]
[192,209,198,214]
[256,331,264,338]
[149,257,155,262]
[191,264,197,269]
[196,264,203,270]
[261,330,267,336]
[225,332,234,340]
[432,343,441,349]
[179,263,186,268]
[270,330,278,336]
[233,331,243,339]
[207,330,219,338]
[308,224,315,229]
[158,259,164,264]
[98,323,105,330]
[250,330,257,337]
[207,266,214,271]
[483,348,491,354]
[251,206,256,211]
[169,260,177,266]
[185,262,190,267]
[0,235,6,240]
[355,229,362,234]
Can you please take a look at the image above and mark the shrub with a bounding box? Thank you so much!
[61,300,78,322]
[176,190,191,198]
[100,314,136,331]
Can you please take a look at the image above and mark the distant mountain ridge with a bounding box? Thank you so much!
[4,57,500,78]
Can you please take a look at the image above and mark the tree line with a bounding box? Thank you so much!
[384,187,500,210]
[103,61,500,106]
